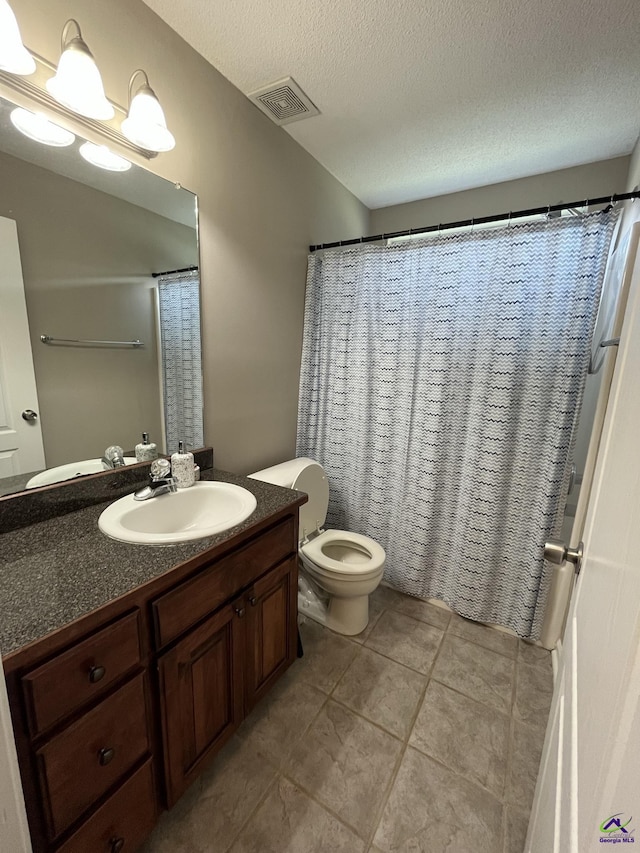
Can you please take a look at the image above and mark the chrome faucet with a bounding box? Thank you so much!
[133,458,177,501]
[102,445,126,469]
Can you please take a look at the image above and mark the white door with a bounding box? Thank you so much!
[0,216,45,478]
[527,227,640,852]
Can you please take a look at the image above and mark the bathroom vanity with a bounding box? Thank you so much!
[0,462,306,852]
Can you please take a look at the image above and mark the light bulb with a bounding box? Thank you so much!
[79,142,131,172]
[0,0,35,75]
[46,20,114,121]
[122,71,175,152]
[10,108,75,147]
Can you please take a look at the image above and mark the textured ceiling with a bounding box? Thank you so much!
[143,0,640,209]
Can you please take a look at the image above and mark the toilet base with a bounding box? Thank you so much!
[297,570,370,636]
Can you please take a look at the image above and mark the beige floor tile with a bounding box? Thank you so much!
[388,594,451,630]
[371,584,408,611]
[448,613,518,658]
[365,610,444,674]
[284,699,402,838]
[505,721,546,811]
[334,647,427,738]
[504,805,530,853]
[409,680,509,796]
[432,634,515,713]
[229,776,365,853]
[518,640,553,668]
[143,735,276,853]
[237,667,326,768]
[296,617,360,692]
[374,746,503,853]
[142,776,205,853]
[513,661,553,730]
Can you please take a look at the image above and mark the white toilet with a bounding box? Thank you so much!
[249,458,385,636]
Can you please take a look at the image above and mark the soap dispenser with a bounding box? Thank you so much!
[135,432,158,463]
[171,441,195,488]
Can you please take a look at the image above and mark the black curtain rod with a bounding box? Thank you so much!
[309,191,640,252]
[152,265,199,278]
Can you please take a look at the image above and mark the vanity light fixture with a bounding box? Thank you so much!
[0,0,35,75]
[79,141,131,172]
[121,69,175,152]
[10,107,75,147]
[46,19,114,121]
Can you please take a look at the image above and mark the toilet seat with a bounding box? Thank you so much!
[300,529,385,576]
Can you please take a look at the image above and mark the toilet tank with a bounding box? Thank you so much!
[249,457,329,541]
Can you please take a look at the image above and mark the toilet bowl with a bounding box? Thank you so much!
[249,458,385,635]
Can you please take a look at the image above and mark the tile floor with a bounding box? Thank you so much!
[143,585,553,853]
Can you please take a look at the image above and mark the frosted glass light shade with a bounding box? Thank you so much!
[0,0,35,75]
[46,31,114,121]
[10,108,75,147]
[122,87,175,152]
[79,142,131,172]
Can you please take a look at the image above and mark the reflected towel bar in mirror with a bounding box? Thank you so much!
[40,334,144,348]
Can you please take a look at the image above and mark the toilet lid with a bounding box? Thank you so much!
[292,462,329,541]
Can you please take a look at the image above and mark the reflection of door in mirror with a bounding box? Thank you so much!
[0,216,45,479]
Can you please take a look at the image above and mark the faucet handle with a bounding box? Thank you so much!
[150,458,171,481]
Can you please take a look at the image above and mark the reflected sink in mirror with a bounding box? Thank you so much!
[26,457,137,489]
[98,481,257,545]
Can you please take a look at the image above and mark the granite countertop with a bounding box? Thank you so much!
[0,468,304,656]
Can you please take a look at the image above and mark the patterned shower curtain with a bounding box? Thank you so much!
[297,211,618,639]
[157,271,204,454]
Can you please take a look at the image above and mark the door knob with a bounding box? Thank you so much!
[21,409,38,421]
[544,539,584,574]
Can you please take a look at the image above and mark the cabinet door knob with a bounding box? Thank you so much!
[89,664,106,683]
[109,837,125,853]
[98,747,115,766]
[234,606,245,618]
[248,596,258,607]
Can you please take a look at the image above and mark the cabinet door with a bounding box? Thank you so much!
[158,601,244,806]
[245,557,297,712]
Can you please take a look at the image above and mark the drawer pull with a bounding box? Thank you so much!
[89,664,106,683]
[234,606,245,618]
[98,747,115,766]
[248,596,258,607]
[109,837,125,853]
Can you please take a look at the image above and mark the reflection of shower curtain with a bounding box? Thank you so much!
[157,272,203,453]
[297,212,618,639]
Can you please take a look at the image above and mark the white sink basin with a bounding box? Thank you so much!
[26,457,137,489]
[98,481,257,545]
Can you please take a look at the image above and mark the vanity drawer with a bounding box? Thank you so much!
[22,611,141,737]
[153,516,295,648]
[56,759,157,853]
[36,673,150,839]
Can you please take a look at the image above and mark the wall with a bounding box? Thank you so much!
[370,157,630,234]
[8,0,369,475]
[0,149,197,466]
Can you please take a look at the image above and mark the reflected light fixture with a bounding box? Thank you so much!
[79,141,131,172]
[0,0,36,74]
[121,69,175,152]
[10,107,75,147]
[46,19,114,121]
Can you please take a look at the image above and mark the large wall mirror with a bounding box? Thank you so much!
[0,92,201,498]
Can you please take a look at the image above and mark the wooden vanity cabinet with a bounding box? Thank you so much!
[4,507,301,853]
[158,553,298,806]
[158,598,245,806]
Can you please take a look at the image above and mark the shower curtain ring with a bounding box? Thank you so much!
[507,211,512,227]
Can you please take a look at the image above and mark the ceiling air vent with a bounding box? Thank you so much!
[247,77,320,126]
